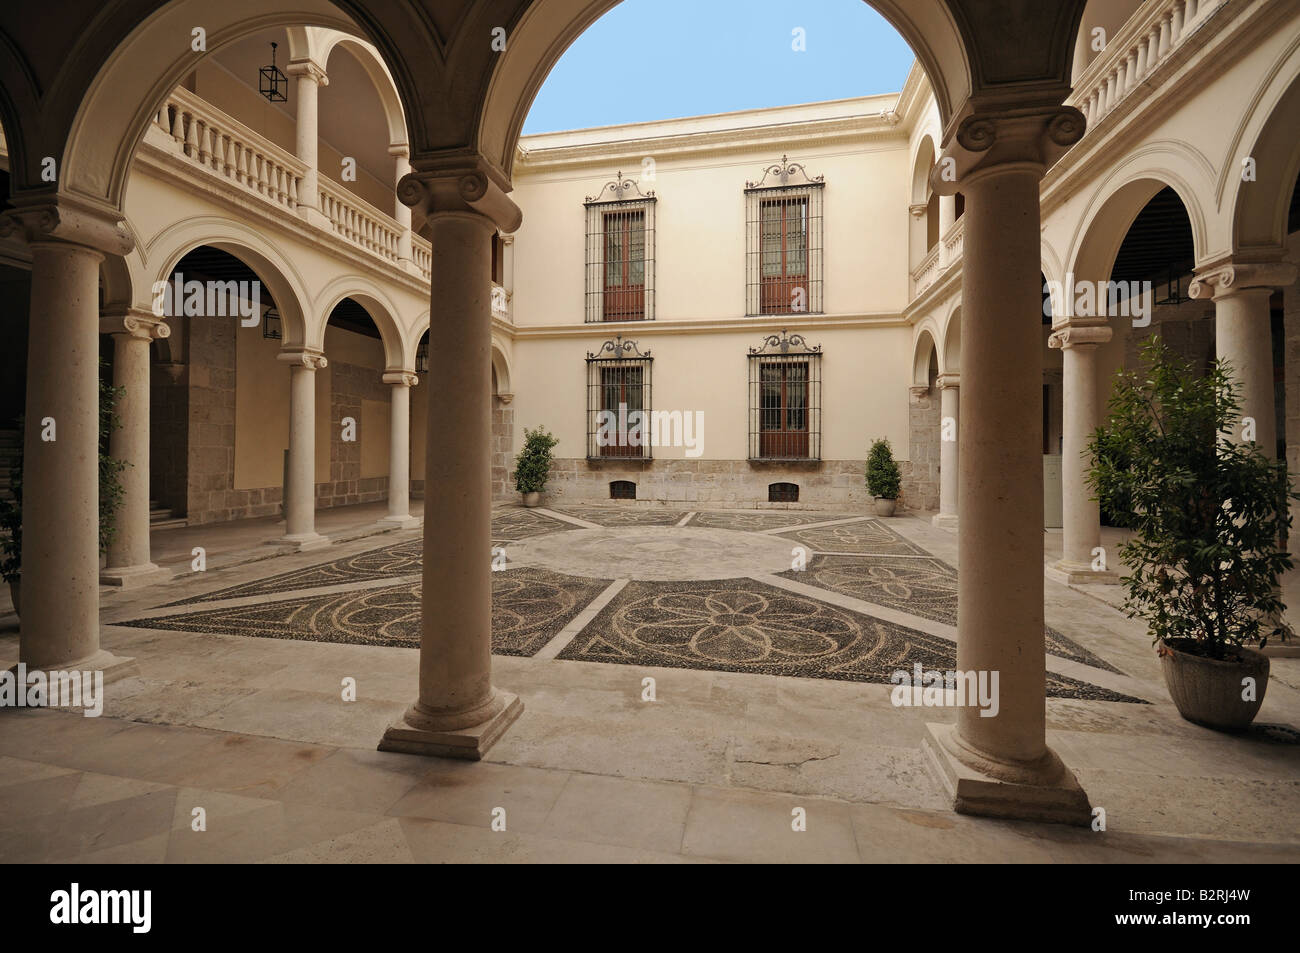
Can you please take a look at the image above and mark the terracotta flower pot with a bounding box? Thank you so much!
[522,491,541,508]
[1158,638,1269,731]
[874,498,897,517]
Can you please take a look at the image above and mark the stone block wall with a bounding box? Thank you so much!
[493,395,514,502]
[538,457,893,509]
[317,359,389,509]
[906,384,941,512]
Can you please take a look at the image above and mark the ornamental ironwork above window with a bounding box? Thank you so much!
[585,173,656,324]
[748,329,822,462]
[586,336,654,460]
[745,156,824,318]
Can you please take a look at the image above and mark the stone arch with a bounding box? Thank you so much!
[314,276,410,370]
[1222,44,1300,256]
[1065,157,1212,288]
[912,322,942,386]
[315,31,409,147]
[140,216,313,351]
[491,338,513,397]
[478,0,975,182]
[910,134,938,269]
[57,0,365,212]
[941,303,962,373]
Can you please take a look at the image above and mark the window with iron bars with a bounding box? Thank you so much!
[585,174,656,323]
[745,157,824,316]
[586,336,653,460]
[748,330,822,461]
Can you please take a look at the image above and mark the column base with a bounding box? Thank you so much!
[269,532,331,552]
[923,722,1092,826]
[378,514,421,531]
[931,513,959,532]
[1045,559,1120,585]
[12,649,139,685]
[378,692,523,760]
[99,562,174,590]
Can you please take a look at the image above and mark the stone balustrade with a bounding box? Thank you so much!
[1069,0,1223,130]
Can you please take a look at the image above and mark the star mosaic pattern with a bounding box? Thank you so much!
[783,555,1123,674]
[557,577,1142,702]
[124,567,610,657]
[776,520,930,556]
[548,505,687,526]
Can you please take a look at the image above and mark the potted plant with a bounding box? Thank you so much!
[512,426,558,508]
[0,369,127,618]
[866,437,902,517]
[1087,338,1294,731]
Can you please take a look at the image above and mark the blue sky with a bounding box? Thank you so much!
[522,0,915,134]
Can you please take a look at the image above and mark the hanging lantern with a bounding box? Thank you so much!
[415,335,429,374]
[262,306,282,340]
[259,42,288,103]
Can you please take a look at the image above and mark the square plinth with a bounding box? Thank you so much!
[923,722,1093,826]
[378,693,523,760]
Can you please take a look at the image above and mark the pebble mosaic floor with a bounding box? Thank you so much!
[114,506,1140,701]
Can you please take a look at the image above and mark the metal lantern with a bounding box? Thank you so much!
[259,42,288,103]
[415,335,429,373]
[262,306,282,340]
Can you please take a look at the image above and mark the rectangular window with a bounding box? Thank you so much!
[748,332,821,461]
[586,340,653,459]
[586,197,655,323]
[746,183,823,316]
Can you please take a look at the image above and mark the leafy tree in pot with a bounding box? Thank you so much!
[1087,337,1295,661]
[866,437,902,501]
[512,426,559,497]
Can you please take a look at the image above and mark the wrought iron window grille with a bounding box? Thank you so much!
[585,173,656,324]
[586,335,653,460]
[745,156,824,317]
[748,329,822,462]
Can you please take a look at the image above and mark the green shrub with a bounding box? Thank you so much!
[1087,337,1295,657]
[866,437,902,500]
[512,426,559,495]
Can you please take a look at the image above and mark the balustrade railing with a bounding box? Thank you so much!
[1069,0,1224,131]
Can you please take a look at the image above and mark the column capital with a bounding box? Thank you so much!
[937,373,960,390]
[1048,325,1112,349]
[285,59,329,86]
[383,370,419,387]
[278,348,328,370]
[387,143,411,160]
[909,384,931,399]
[1189,258,1297,301]
[931,105,1085,194]
[497,393,514,405]
[0,193,134,256]
[398,160,523,233]
[908,203,928,218]
[100,308,170,341]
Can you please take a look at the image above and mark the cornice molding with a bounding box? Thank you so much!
[509,311,906,341]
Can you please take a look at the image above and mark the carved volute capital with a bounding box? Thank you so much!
[383,370,419,387]
[277,349,328,370]
[931,105,1085,195]
[1189,259,1298,301]
[398,161,522,233]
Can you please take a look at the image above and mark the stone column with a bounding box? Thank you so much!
[932,373,959,531]
[287,59,330,228]
[276,349,329,550]
[1046,324,1118,584]
[937,195,957,267]
[3,200,137,677]
[1191,260,1297,457]
[922,107,1093,825]
[100,309,173,588]
[381,370,419,528]
[389,145,417,273]
[379,164,524,759]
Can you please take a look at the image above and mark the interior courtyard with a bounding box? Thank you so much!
[0,0,1298,866]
